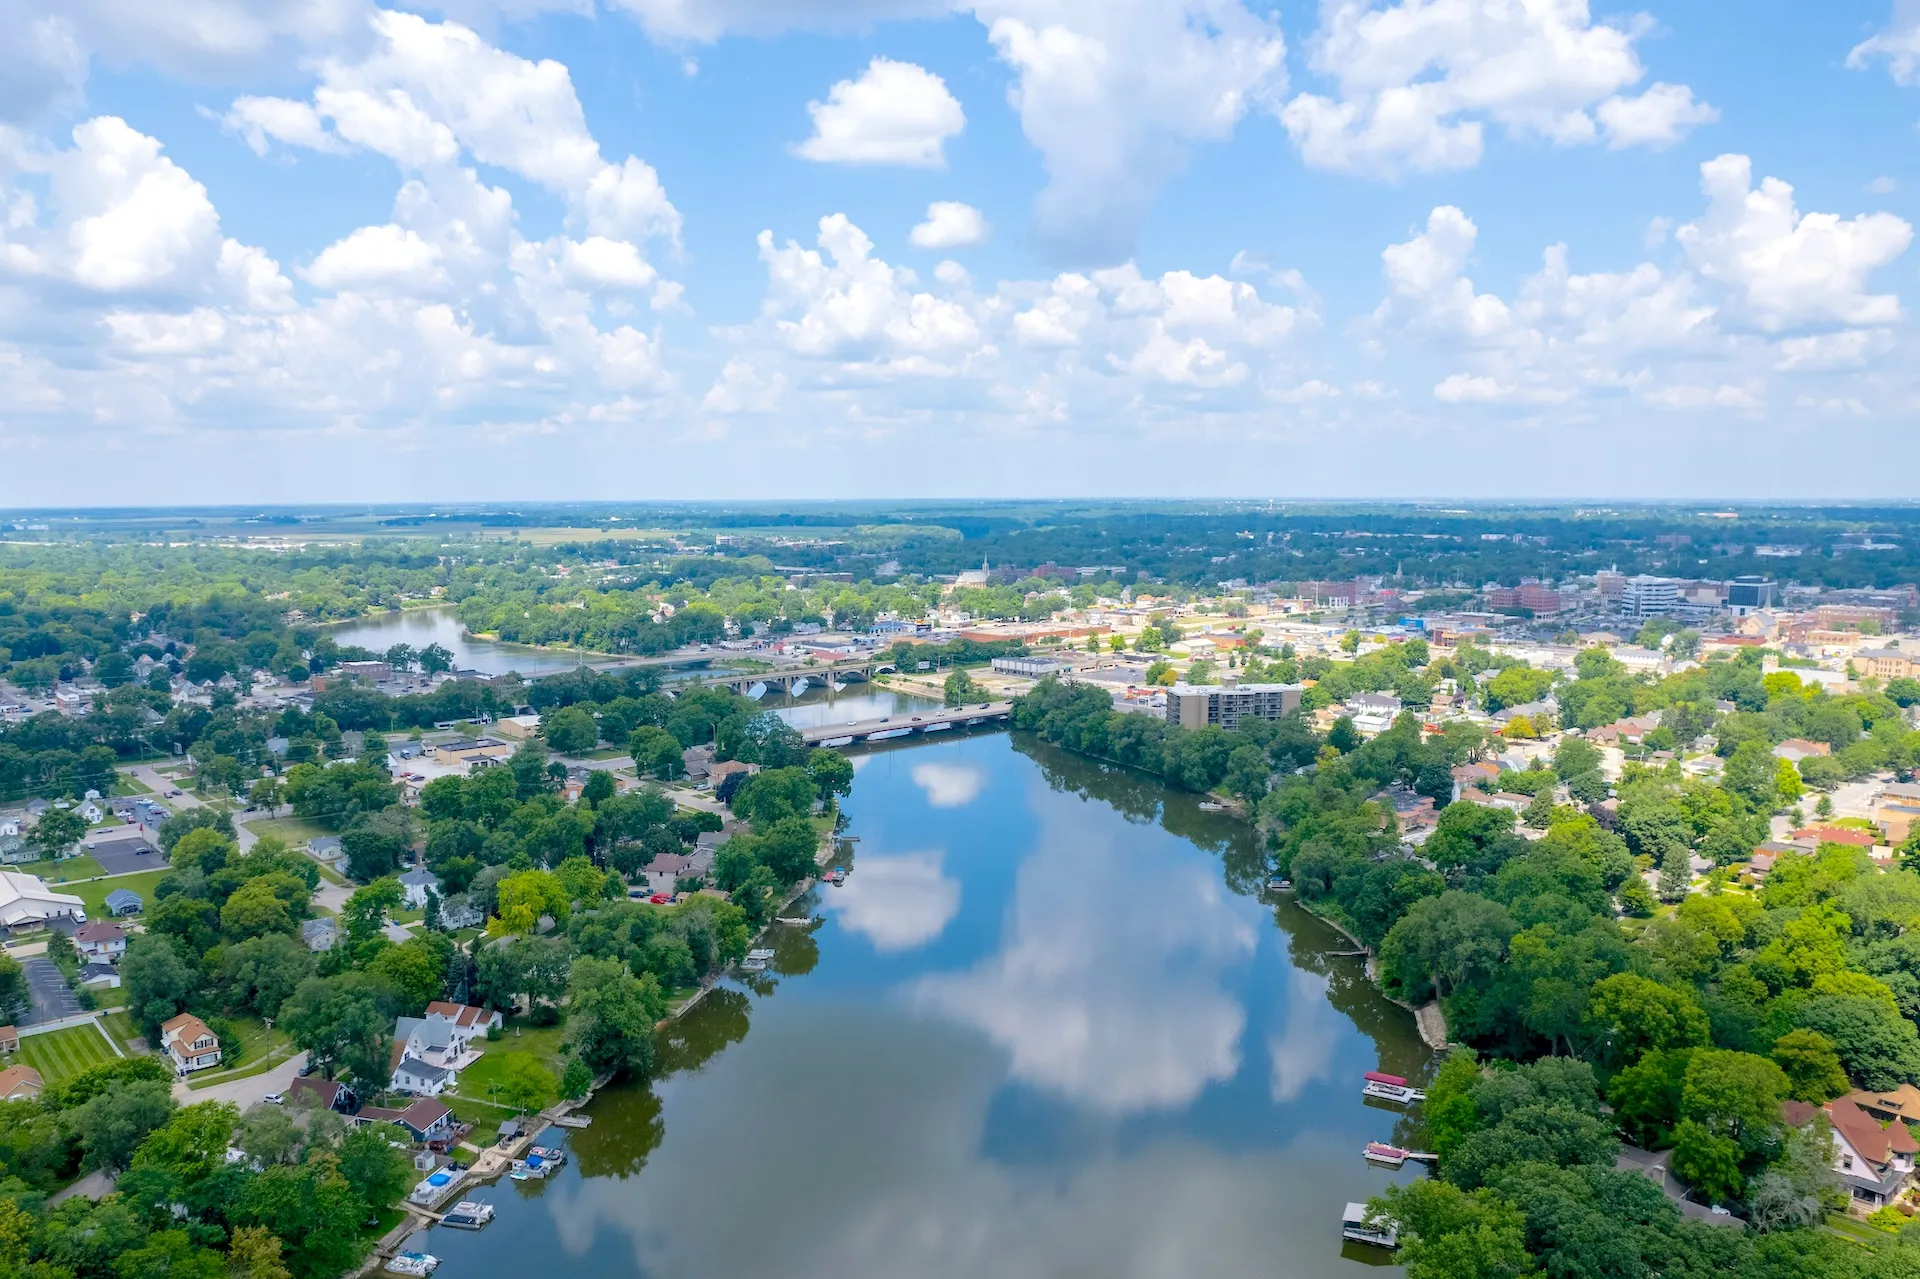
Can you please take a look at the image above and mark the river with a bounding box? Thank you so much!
[411,731,1430,1278]
[324,607,592,677]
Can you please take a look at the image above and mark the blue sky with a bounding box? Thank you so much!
[3,0,1919,503]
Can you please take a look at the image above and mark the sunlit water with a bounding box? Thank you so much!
[409,732,1430,1278]
[324,606,592,677]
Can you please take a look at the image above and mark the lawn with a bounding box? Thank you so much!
[69,869,171,920]
[25,856,107,884]
[114,773,153,795]
[454,1020,569,1108]
[99,1009,145,1053]
[14,1023,120,1082]
[244,816,332,845]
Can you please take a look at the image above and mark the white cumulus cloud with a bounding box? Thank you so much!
[909,201,991,250]
[1676,153,1912,332]
[1281,0,1712,177]
[794,57,965,168]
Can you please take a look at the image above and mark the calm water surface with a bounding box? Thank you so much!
[325,607,590,676]
[414,732,1429,1278]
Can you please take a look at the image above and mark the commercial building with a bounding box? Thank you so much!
[991,656,1071,678]
[1619,576,1681,618]
[1484,584,1565,615]
[1163,679,1303,731]
[1856,649,1920,681]
[1727,576,1776,614]
[0,872,86,933]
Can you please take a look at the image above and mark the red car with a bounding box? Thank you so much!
[649,893,672,905]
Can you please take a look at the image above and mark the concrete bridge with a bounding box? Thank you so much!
[702,660,893,697]
[799,702,1013,746]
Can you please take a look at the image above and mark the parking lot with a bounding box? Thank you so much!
[20,956,82,1026]
[90,841,166,877]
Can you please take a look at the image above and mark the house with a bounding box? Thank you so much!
[438,896,483,930]
[74,921,127,963]
[397,866,441,910]
[0,872,86,933]
[288,1076,356,1113]
[160,1013,221,1074]
[357,1098,455,1144]
[1748,842,1806,878]
[1587,713,1663,747]
[494,714,542,740]
[301,917,339,952]
[1449,761,1503,801]
[1823,1092,1920,1210]
[307,836,344,865]
[76,802,103,824]
[389,1010,485,1096]
[389,1052,455,1098]
[0,1025,16,1052]
[424,1001,504,1037]
[0,1065,43,1102]
[1774,738,1832,763]
[104,888,144,916]
[79,963,120,989]
[1792,826,1878,849]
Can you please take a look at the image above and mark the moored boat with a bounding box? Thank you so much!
[1363,1142,1410,1168]
[1361,1071,1426,1104]
[442,1202,494,1230]
[387,1253,439,1276]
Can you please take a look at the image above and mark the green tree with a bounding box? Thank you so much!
[1369,1180,1532,1279]
[1379,891,1516,1003]
[541,706,599,754]
[29,808,87,858]
[943,669,983,706]
[1607,1047,1694,1147]
[1222,745,1271,804]
[1669,1118,1744,1202]
[561,1057,594,1099]
[1771,1029,1850,1102]
[495,1053,557,1113]
[0,954,27,1024]
[1582,972,1710,1068]
[1681,1048,1789,1152]
[564,958,665,1081]
[122,934,197,1036]
[68,1080,175,1172]
[805,748,855,804]
[278,974,395,1087]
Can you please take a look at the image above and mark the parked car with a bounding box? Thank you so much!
[262,1093,285,1105]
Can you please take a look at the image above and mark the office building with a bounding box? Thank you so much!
[1619,576,1681,619]
[1727,576,1776,614]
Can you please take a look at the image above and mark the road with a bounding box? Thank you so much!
[173,1051,311,1108]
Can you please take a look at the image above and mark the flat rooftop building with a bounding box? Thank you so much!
[1164,679,1303,731]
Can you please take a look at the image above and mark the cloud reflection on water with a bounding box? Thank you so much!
[913,781,1256,1112]
[910,760,986,807]
[827,851,962,952]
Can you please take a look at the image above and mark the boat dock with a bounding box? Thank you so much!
[1361,1071,1426,1105]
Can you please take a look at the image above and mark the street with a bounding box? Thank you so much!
[172,1051,311,1107]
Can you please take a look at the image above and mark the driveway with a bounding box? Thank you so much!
[173,1051,310,1108]
[21,956,83,1026]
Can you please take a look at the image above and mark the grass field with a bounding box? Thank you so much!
[244,816,332,845]
[454,1020,568,1108]
[14,1023,120,1083]
[98,1010,145,1052]
[25,856,107,884]
[69,869,171,920]
[114,773,153,795]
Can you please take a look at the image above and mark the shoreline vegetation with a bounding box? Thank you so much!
[1010,666,1920,1277]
